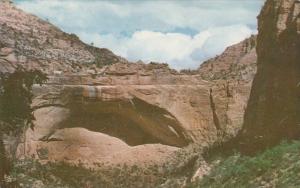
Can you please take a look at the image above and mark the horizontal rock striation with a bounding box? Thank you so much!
[0,1,257,167]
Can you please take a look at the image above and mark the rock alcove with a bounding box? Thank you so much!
[59,97,190,147]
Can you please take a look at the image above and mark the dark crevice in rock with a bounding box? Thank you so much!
[209,88,221,130]
[225,83,233,98]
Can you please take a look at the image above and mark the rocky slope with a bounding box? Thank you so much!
[240,0,300,153]
[0,0,257,171]
[197,35,257,82]
[0,0,126,74]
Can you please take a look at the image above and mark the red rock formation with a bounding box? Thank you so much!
[0,0,259,167]
[241,0,300,153]
[197,35,257,82]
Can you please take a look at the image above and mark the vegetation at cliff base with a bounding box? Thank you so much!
[4,140,300,188]
[190,140,300,188]
[8,160,167,188]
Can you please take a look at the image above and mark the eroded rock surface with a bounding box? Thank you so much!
[241,0,300,152]
[20,62,254,166]
[0,1,257,168]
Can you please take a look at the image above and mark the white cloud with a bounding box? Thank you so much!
[79,25,254,70]
[15,0,263,70]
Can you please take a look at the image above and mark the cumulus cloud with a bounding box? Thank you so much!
[14,0,264,70]
[79,25,254,70]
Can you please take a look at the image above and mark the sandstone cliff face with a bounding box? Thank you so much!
[20,68,233,167]
[0,1,257,167]
[17,53,254,167]
[241,0,300,152]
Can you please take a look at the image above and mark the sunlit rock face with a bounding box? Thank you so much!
[241,0,300,153]
[198,35,257,82]
[20,60,254,167]
[0,1,257,167]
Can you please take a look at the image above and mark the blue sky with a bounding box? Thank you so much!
[14,0,265,70]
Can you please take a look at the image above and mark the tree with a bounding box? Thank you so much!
[0,67,47,185]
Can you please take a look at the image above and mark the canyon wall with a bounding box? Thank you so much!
[0,1,257,167]
[241,0,300,152]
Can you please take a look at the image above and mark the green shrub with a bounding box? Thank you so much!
[189,140,300,188]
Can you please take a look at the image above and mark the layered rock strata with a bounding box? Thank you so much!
[0,1,257,167]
